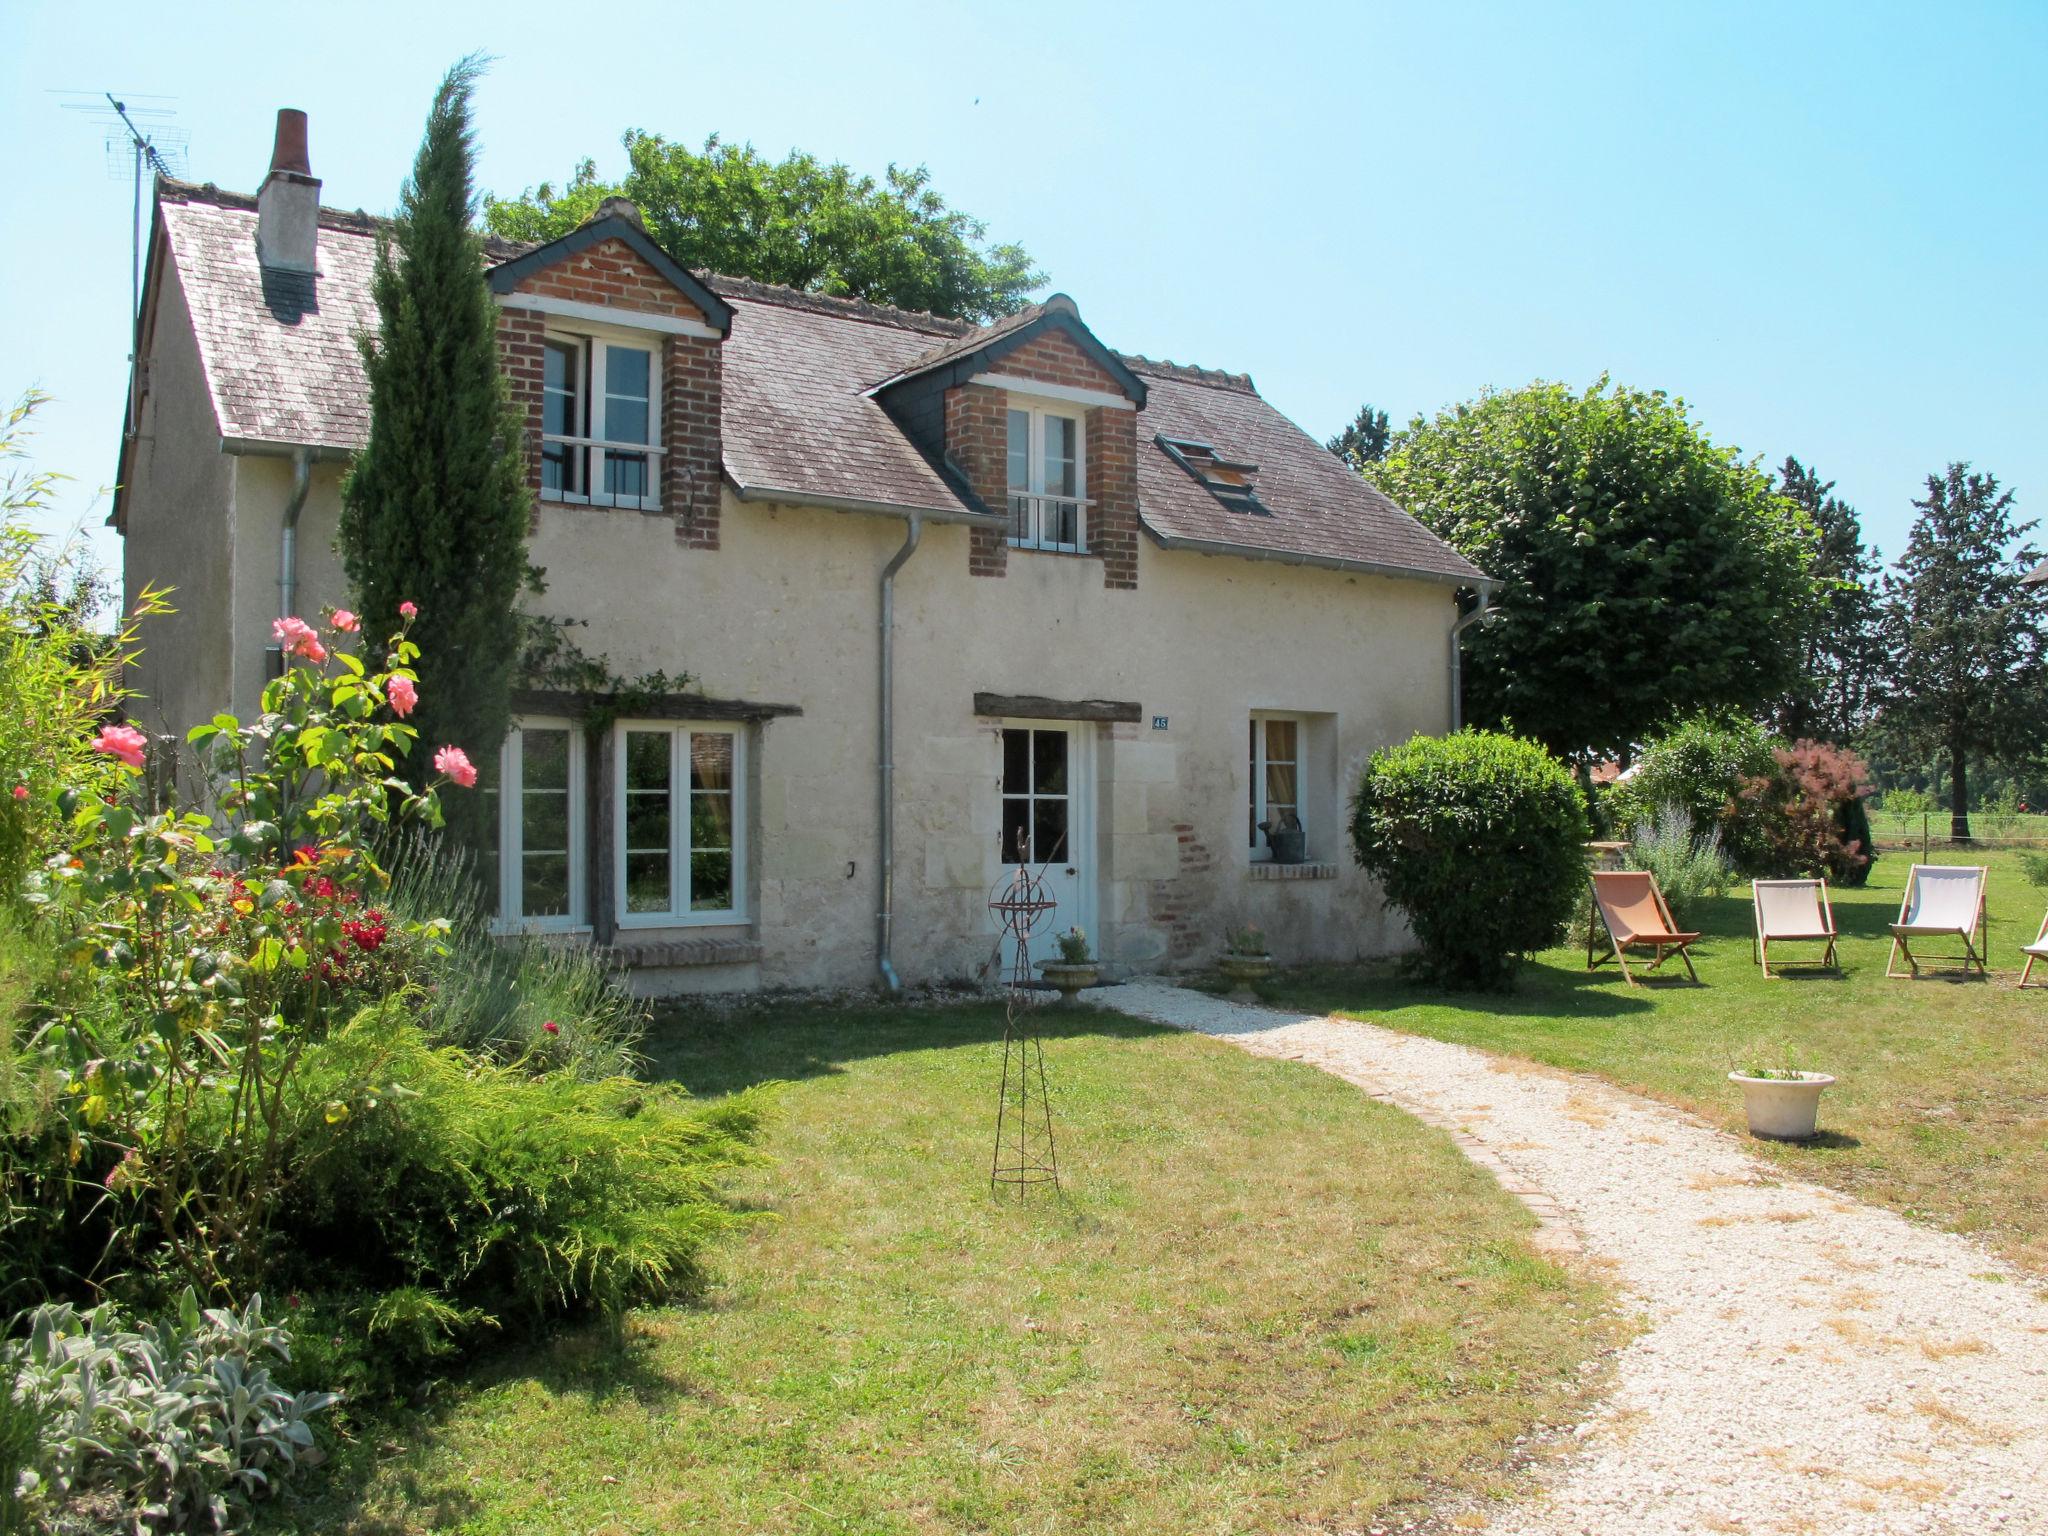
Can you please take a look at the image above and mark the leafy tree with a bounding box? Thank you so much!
[486,133,1042,322]
[1875,463,2046,840]
[1366,380,1817,763]
[1327,403,1391,470]
[1773,456,1882,741]
[339,57,535,841]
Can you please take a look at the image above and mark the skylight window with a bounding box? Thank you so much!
[1156,436,1265,513]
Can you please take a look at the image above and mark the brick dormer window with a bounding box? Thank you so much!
[1006,397,1086,553]
[540,328,662,511]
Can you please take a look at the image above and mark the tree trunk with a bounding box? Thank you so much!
[1950,740,1972,842]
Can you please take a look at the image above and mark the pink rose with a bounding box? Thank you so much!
[331,608,359,633]
[91,724,148,769]
[11,785,25,801]
[434,745,477,788]
[387,674,418,718]
[271,616,328,665]
[399,601,418,621]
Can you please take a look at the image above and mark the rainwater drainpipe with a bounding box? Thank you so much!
[876,513,924,993]
[1448,590,1495,732]
[276,447,314,620]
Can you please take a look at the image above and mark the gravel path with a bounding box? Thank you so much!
[1104,981,2048,1536]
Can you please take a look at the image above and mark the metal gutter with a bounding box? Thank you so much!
[876,514,924,993]
[277,448,314,620]
[1143,525,1497,595]
[1448,594,1498,731]
[732,481,1006,529]
[221,436,355,464]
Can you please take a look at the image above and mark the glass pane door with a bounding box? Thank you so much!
[999,727,1070,867]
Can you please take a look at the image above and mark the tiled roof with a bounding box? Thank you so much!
[150,179,1485,587]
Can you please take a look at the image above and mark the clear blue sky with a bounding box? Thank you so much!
[5,0,2043,576]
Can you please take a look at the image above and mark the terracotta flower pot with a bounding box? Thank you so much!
[1728,1070,1834,1141]
[1037,960,1100,1005]
[1217,952,1275,1004]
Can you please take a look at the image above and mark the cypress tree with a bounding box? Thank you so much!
[340,55,532,842]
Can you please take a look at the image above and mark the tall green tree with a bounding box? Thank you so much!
[1367,380,1817,763]
[339,56,534,837]
[1327,403,1391,471]
[1772,456,1883,741]
[485,133,1042,322]
[1875,463,2045,840]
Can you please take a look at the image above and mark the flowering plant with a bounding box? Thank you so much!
[1052,926,1092,964]
[1223,923,1268,958]
[29,604,469,1293]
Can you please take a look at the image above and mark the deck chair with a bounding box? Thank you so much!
[1751,879,1839,976]
[1588,870,1702,985]
[2018,910,2048,987]
[1886,864,1988,978]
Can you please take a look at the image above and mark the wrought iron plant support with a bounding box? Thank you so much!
[987,837,1062,1199]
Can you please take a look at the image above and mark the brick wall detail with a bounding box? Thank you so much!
[500,236,723,549]
[1151,821,1214,963]
[942,325,1141,588]
[946,383,1010,577]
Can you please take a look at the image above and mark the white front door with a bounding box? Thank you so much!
[997,721,1093,970]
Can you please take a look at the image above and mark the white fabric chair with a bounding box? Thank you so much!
[2019,911,2048,988]
[1751,879,1838,976]
[1886,864,1988,978]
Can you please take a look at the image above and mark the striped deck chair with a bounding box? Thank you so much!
[1886,864,1988,978]
[1751,879,1839,977]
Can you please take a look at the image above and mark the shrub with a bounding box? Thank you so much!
[274,1002,765,1359]
[1625,804,1733,923]
[1350,731,1589,989]
[21,606,458,1297]
[1733,740,1875,886]
[1609,714,1775,855]
[381,833,646,1081]
[3,1289,333,1532]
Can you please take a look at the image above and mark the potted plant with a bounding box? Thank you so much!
[1729,1050,1835,1141]
[1217,923,1275,1003]
[1038,926,1100,1005]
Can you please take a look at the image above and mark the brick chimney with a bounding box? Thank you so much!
[255,109,320,274]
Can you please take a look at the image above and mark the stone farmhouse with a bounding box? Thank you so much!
[112,110,1493,993]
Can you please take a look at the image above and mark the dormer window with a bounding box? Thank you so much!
[541,331,661,511]
[1006,400,1086,553]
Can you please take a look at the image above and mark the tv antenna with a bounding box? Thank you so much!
[56,90,189,432]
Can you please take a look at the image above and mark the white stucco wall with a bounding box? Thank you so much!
[132,464,1452,992]
[522,494,1451,991]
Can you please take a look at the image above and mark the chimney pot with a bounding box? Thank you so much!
[257,108,321,274]
[269,108,312,176]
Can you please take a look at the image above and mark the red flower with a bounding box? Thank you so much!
[542,1020,560,1036]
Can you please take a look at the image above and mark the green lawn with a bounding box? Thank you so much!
[1258,848,2048,1273]
[272,1002,1619,1534]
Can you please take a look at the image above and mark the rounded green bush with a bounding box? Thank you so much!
[1350,730,1589,990]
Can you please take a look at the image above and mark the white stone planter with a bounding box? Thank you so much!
[1728,1070,1834,1141]
[1037,960,1100,1005]
[1217,952,1275,1004]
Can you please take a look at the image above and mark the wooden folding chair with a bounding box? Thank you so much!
[2019,910,2048,987]
[1886,864,1988,978]
[1588,870,1702,984]
[1751,878,1839,977]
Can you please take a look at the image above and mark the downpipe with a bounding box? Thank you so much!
[876,514,924,993]
[1447,592,1494,732]
[276,447,313,619]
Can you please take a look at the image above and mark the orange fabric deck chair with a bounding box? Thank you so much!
[1588,870,1702,984]
[1751,879,1839,976]
[2018,910,2048,987]
[1886,864,1988,978]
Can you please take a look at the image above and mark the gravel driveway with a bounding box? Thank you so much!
[1105,981,2048,1536]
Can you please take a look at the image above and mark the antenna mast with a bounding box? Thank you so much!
[56,89,188,436]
